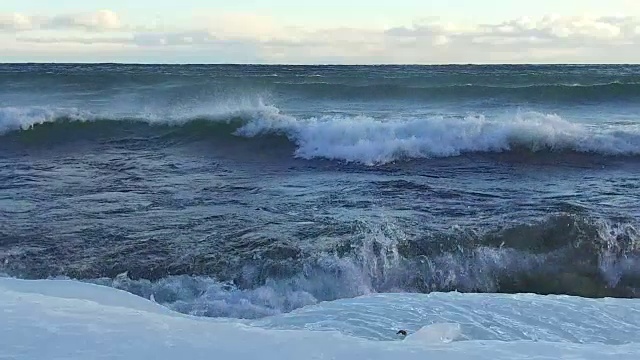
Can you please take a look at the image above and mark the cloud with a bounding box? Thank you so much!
[17,36,132,45]
[0,10,122,32]
[197,13,290,41]
[132,31,217,46]
[44,10,122,31]
[4,11,640,63]
[475,15,629,43]
[0,13,33,31]
[388,15,640,46]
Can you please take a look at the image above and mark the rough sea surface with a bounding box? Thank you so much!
[1,64,639,319]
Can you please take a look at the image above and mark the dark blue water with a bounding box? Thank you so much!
[1,64,639,319]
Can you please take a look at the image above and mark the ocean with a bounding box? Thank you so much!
[1,63,639,322]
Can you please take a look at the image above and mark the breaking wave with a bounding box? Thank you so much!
[2,104,640,165]
[2,214,639,319]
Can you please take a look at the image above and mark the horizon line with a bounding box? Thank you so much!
[1,62,639,66]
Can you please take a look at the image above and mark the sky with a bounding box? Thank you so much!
[1,0,640,63]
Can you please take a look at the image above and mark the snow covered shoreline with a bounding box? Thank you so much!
[1,277,639,360]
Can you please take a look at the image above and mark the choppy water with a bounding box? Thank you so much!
[1,64,639,319]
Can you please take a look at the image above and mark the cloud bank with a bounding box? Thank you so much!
[1,9,639,63]
[1,10,122,32]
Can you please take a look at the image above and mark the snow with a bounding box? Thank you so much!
[1,277,639,360]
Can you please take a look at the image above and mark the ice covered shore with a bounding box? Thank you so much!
[1,278,638,359]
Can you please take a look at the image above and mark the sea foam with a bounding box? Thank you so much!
[237,108,640,164]
[2,102,640,165]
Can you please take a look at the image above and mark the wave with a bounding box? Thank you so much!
[3,214,638,319]
[2,104,640,165]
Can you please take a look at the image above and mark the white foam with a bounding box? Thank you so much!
[1,277,639,360]
[0,106,88,133]
[0,97,274,134]
[7,215,635,322]
[236,110,640,164]
[3,102,640,165]
[82,222,403,319]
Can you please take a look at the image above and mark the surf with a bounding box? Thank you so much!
[3,214,638,320]
[3,104,640,165]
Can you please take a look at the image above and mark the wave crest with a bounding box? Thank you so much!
[2,215,630,320]
[233,108,640,164]
[2,104,640,165]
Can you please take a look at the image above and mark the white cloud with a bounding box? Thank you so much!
[17,36,132,45]
[0,10,122,33]
[132,31,216,46]
[198,13,291,41]
[0,13,33,31]
[44,10,122,31]
[3,11,640,63]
